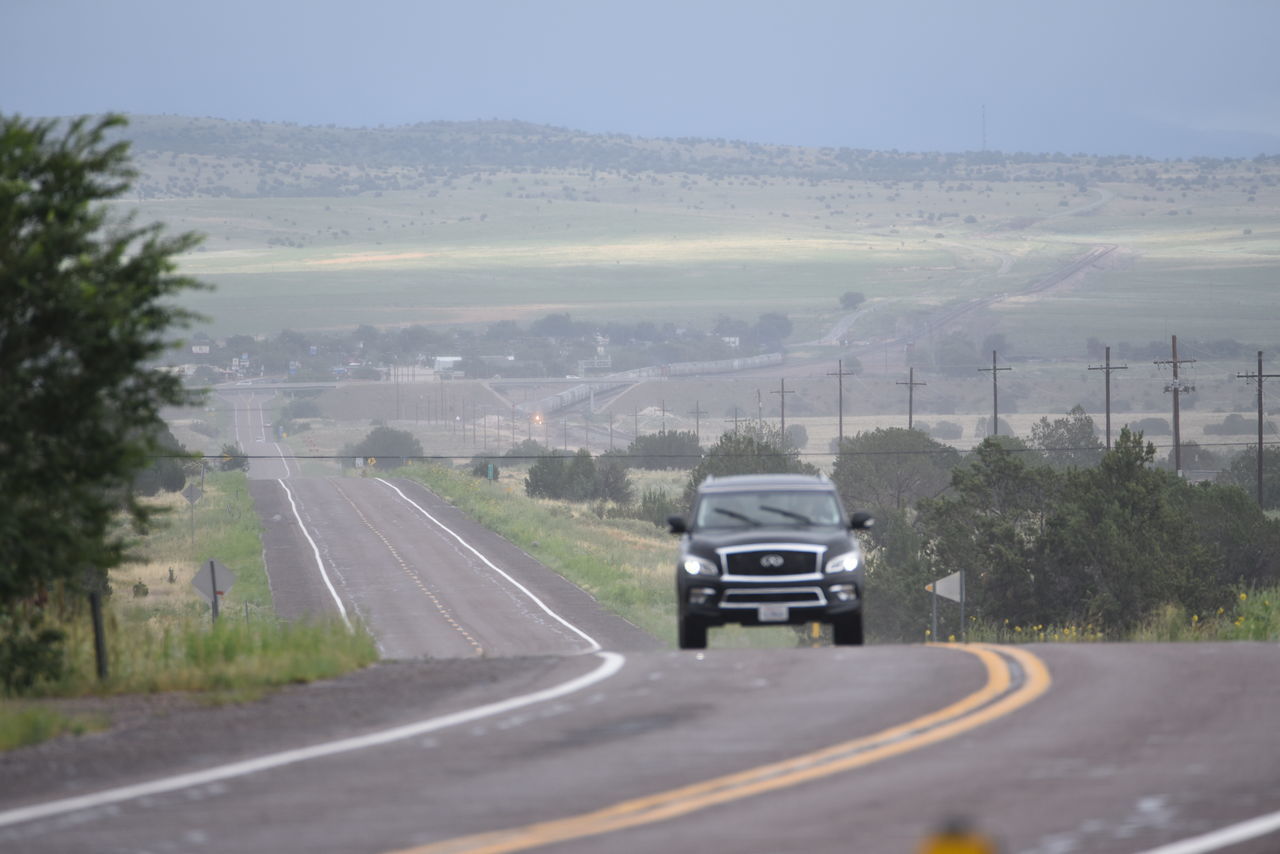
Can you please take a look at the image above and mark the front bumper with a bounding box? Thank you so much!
[678,576,862,626]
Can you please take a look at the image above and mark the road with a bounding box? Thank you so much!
[2,393,1278,853]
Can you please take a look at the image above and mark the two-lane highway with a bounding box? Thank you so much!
[1,391,1278,853]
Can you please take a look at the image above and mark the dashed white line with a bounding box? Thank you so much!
[0,652,625,829]
[376,477,602,653]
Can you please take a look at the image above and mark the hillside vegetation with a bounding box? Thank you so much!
[109,115,1279,362]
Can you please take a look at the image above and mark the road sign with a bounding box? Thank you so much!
[926,571,963,603]
[192,560,236,607]
[181,484,204,505]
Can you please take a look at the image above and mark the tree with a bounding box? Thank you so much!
[219,443,250,472]
[1,114,203,683]
[839,291,866,310]
[831,428,959,519]
[342,426,423,469]
[1030,405,1104,469]
[1218,446,1280,509]
[682,424,815,507]
[623,430,702,470]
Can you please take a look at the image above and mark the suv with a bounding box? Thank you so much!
[668,473,873,649]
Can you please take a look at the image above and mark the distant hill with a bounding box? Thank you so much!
[110,114,1253,200]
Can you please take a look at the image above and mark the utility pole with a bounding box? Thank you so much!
[1238,351,1279,506]
[688,401,708,443]
[756,389,763,427]
[827,360,854,446]
[583,413,591,448]
[771,378,795,437]
[725,406,743,435]
[660,399,667,433]
[633,405,640,440]
[1088,346,1128,449]
[1155,335,1195,476]
[977,351,1011,436]
[608,412,615,450]
[563,418,569,451]
[897,367,927,431]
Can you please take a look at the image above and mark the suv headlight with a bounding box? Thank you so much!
[681,556,721,576]
[824,551,861,574]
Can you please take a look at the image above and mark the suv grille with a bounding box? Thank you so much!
[719,546,824,576]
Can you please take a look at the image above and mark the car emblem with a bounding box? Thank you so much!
[760,554,785,568]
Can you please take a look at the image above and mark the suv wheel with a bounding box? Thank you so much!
[678,616,708,650]
[832,613,863,646]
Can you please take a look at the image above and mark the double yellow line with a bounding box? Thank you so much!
[392,644,1051,854]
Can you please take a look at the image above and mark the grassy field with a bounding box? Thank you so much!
[109,120,1280,357]
[0,471,378,751]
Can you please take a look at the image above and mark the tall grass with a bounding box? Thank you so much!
[2,471,377,749]
[947,588,1280,645]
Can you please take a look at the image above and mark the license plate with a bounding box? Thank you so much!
[758,604,789,622]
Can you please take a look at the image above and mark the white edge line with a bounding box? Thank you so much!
[376,477,603,654]
[277,478,351,629]
[1134,810,1280,854]
[0,652,625,829]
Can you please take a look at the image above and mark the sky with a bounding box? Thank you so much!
[4,0,1280,158]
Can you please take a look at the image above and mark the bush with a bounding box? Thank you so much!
[341,426,423,469]
[0,609,65,695]
[631,488,683,527]
[469,456,499,479]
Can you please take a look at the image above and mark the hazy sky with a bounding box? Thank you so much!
[5,0,1279,158]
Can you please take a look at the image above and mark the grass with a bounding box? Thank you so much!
[0,470,379,750]
[400,462,803,649]
[0,705,108,752]
[944,588,1280,645]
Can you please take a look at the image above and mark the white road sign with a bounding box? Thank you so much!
[926,571,963,603]
[192,560,236,605]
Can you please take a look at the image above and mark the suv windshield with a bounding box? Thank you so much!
[694,490,843,529]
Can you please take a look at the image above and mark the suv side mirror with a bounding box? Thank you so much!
[667,515,688,534]
[850,511,874,530]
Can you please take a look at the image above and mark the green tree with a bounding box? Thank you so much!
[623,430,702,470]
[1218,446,1280,509]
[839,291,866,310]
[1030,405,1104,469]
[682,424,816,507]
[1,114,203,683]
[831,428,959,518]
[917,438,1061,627]
[342,426,423,469]
[219,443,250,472]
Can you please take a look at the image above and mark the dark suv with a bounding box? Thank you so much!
[668,473,873,649]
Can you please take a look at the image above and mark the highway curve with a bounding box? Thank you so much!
[0,392,1277,853]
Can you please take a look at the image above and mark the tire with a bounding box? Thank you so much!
[678,616,708,649]
[832,613,863,646]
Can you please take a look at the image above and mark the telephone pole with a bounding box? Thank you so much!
[1237,351,1279,506]
[897,367,927,430]
[1155,335,1195,476]
[724,406,743,435]
[977,351,1011,436]
[688,401,708,443]
[1088,346,1128,449]
[827,360,854,446]
[771,378,795,437]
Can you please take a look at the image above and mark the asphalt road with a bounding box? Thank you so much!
[2,392,1277,853]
